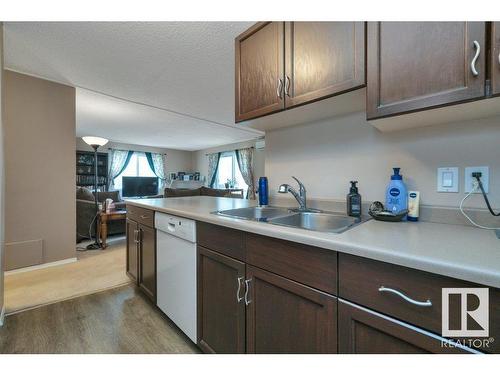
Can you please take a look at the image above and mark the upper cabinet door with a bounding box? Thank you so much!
[284,22,365,108]
[235,22,285,122]
[367,22,486,120]
[492,22,500,96]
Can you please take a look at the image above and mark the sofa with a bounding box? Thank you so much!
[76,187,126,242]
[164,186,244,199]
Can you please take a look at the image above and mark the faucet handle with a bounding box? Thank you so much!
[278,184,289,193]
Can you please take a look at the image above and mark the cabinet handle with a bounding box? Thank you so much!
[277,78,283,99]
[284,75,291,97]
[236,277,244,303]
[378,286,432,307]
[140,215,149,219]
[498,50,500,66]
[471,40,480,77]
[133,229,139,243]
[244,278,252,305]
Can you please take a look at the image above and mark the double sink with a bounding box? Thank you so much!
[213,206,367,234]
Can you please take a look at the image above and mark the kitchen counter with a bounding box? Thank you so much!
[126,196,500,289]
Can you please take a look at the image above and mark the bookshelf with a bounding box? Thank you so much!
[76,151,109,191]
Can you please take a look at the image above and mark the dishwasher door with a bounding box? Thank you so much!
[156,213,197,343]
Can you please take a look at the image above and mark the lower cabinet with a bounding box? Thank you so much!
[138,224,156,302]
[246,265,337,353]
[197,246,246,354]
[197,245,337,354]
[338,300,476,354]
[125,208,156,304]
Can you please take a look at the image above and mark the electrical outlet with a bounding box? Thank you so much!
[464,166,489,193]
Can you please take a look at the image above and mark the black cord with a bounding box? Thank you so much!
[474,176,500,216]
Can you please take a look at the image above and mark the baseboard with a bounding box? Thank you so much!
[5,257,78,275]
[0,305,5,326]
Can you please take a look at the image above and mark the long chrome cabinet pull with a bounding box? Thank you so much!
[244,278,252,305]
[133,229,139,243]
[236,277,244,303]
[471,40,480,76]
[277,78,283,99]
[378,286,432,307]
[498,50,500,66]
[284,75,291,96]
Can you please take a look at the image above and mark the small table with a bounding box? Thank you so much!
[99,210,127,249]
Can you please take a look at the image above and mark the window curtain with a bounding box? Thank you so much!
[207,152,221,188]
[145,152,168,191]
[107,149,134,191]
[235,148,256,199]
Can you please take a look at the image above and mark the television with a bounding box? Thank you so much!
[122,177,158,197]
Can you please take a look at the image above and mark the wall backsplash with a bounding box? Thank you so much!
[265,111,500,210]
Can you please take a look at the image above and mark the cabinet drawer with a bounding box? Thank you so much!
[246,233,337,295]
[126,205,154,228]
[197,222,245,262]
[339,253,499,353]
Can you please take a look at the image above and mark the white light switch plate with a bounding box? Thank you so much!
[437,167,459,192]
[465,166,489,193]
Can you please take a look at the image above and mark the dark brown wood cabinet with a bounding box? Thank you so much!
[235,22,366,122]
[197,246,246,354]
[492,22,500,96]
[235,22,285,122]
[126,206,156,304]
[138,224,156,302]
[126,218,139,282]
[246,265,337,353]
[338,300,476,354]
[284,22,365,108]
[367,22,486,119]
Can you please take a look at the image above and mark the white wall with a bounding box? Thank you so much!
[266,111,500,209]
[76,138,193,179]
[192,139,265,189]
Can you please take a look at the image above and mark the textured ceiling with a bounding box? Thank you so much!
[4,21,263,150]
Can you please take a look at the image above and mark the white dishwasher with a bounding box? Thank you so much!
[155,212,197,343]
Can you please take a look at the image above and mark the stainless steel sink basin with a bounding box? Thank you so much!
[213,206,292,221]
[268,211,363,233]
[213,206,367,233]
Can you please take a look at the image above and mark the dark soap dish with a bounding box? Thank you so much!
[369,209,408,222]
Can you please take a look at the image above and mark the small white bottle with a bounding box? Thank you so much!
[407,191,420,222]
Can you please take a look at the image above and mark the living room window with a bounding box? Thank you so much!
[215,151,248,195]
[113,152,156,191]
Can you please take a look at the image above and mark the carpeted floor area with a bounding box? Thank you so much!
[4,236,131,314]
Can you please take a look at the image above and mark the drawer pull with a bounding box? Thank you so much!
[378,286,432,307]
[236,277,244,303]
[140,215,149,219]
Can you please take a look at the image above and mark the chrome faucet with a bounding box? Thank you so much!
[278,176,308,211]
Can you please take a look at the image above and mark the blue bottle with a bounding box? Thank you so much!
[385,168,408,215]
[258,177,269,206]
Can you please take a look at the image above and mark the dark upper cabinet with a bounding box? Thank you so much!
[367,22,486,120]
[138,224,156,303]
[126,219,139,282]
[235,22,285,122]
[245,265,337,354]
[492,22,500,96]
[235,22,366,122]
[197,246,246,354]
[284,22,365,108]
[338,300,476,354]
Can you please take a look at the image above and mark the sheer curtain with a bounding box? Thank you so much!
[235,148,256,199]
[107,149,133,191]
[145,152,168,191]
[207,152,221,188]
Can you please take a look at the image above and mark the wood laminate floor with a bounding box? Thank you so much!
[0,285,200,354]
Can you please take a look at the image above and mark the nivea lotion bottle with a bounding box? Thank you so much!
[385,168,408,215]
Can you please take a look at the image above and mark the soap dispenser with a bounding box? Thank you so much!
[347,181,362,217]
[385,168,408,215]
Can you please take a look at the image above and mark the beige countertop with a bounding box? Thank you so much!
[126,196,500,289]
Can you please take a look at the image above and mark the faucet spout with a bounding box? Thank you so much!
[278,176,308,211]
